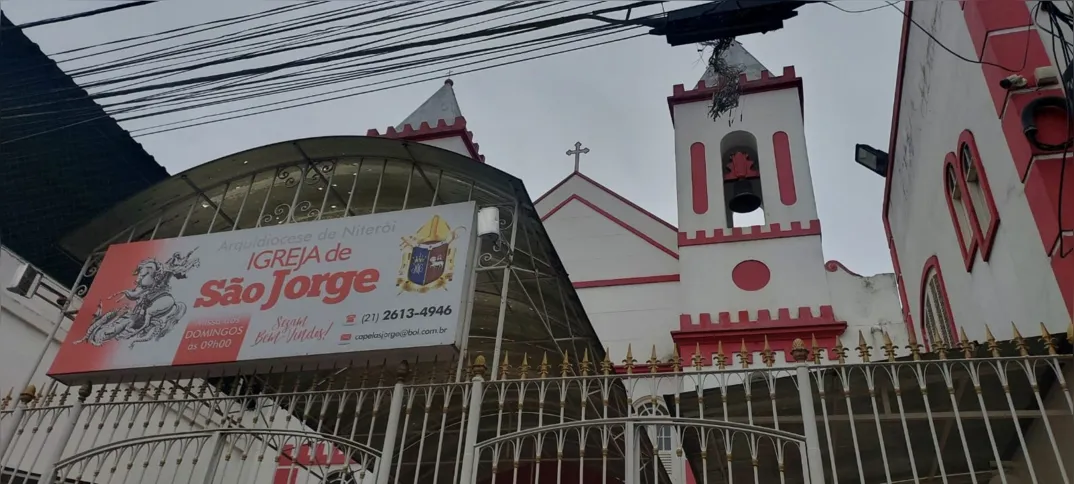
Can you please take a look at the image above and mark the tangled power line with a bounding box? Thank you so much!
[2,1,672,142]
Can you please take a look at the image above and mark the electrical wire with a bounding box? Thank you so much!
[2,1,568,120]
[84,0,658,96]
[1039,2,1074,258]
[134,31,648,137]
[0,2,509,112]
[105,1,586,116]
[47,2,316,59]
[3,1,660,143]
[0,1,155,30]
[826,1,1030,73]
[120,24,631,126]
[3,1,653,113]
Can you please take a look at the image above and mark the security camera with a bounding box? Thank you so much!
[999,74,1027,90]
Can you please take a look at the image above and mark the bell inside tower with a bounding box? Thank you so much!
[720,131,765,227]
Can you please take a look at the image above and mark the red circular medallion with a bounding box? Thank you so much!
[731,260,771,291]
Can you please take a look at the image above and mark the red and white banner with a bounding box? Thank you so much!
[48,202,477,380]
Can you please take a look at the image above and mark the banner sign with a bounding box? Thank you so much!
[48,202,477,381]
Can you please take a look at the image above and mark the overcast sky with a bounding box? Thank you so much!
[2,1,903,276]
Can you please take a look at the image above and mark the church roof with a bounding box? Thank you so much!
[396,79,463,130]
[700,40,768,85]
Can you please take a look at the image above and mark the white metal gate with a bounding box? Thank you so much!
[48,429,381,484]
[469,417,810,484]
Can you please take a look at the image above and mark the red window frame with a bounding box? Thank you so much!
[919,255,959,352]
[943,153,978,270]
[956,130,1001,260]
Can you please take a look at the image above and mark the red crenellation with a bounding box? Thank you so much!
[667,66,803,121]
[365,116,486,163]
[678,219,820,247]
[670,305,847,364]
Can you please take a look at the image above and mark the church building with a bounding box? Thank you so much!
[884,1,1074,349]
[366,42,909,377]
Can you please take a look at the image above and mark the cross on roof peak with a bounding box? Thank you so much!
[566,142,590,173]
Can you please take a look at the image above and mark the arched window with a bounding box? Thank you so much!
[637,401,673,451]
[958,130,1000,260]
[943,154,978,270]
[920,256,957,350]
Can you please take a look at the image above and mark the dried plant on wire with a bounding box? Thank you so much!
[702,38,745,122]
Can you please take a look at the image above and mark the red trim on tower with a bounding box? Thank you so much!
[573,274,680,289]
[943,153,979,271]
[690,142,710,214]
[772,131,797,206]
[961,2,1074,316]
[883,1,919,341]
[668,66,804,122]
[919,255,959,351]
[824,260,863,278]
[678,220,820,247]
[957,130,1001,260]
[366,116,486,163]
[672,306,847,364]
[542,194,679,259]
[534,172,678,232]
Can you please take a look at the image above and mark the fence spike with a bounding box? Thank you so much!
[810,334,822,364]
[935,339,949,360]
[1040,323,1058,355]
[671,346,682,372]
[519,353,531,379]
[761,336,775,367]
[906,328,922,361]
[715,341,727,370]
[830,337,847,364]
[623,344,636,375]
[539,352,550,378]
[955,327,971,358]
[856,330,872,361]
[984,325,1000,357]
[692,343,705,371]
[1012,322,1029,356]
[500,351,512,380]
[559,350,572,377]
[600,348,613,376]
[882,331,897,362]
[738,339,751,368]
[580,349,592,376]
[648,345,661,373]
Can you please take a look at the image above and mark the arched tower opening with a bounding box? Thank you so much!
[720,130,764,227]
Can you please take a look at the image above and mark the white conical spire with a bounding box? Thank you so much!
[396,79,463,129]
[700,41,769,85]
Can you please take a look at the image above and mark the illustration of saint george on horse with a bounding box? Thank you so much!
[76,249,201,349]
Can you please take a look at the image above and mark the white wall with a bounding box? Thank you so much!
[678,236,829,317]
[535,175,679,259]
[888,1,1069,343]
[542,201,677,281]
[576,282,680,362]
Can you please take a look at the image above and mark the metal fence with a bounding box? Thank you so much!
[1,324,1071,484]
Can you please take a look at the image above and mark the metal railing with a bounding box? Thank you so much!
[0,323,1070,484]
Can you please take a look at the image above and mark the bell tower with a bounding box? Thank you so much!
[668,46,840,365]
